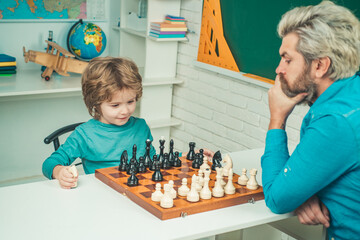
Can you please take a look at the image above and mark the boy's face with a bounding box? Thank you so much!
[99,88,137,126]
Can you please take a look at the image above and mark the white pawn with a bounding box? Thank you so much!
[168,180,177,199]
[198,169,204,187]
[178,178,190,197]
[160,184,174,208]
[194,174,202,192]
[238,168,249,186]
[224,169,236,195]
[212,173,225,197]
[69,165,78,188]
[187,181,200,202]
[200,170,212,200]
[200,156,211,171]
[247,168,259,190]
[151,183,163,202]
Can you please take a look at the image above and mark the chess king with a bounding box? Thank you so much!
[261,1,360,239]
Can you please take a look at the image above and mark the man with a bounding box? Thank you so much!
[261,1,360,239]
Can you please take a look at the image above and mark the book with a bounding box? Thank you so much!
[150,30,186,35]
[149,32,186,38]
[0,61,16,67]
[0,70,16,74]
[150,22,187,28]
[164,20,186,24]
[0,54,16,62]
[165,15,185,20]
[151,26,187,32]
[0,66,16,70]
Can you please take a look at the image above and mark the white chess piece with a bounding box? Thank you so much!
[212,172,225,197]
[187,181,200,202]
[151,183,164,202]
[198,169,204,187]
[222,154,233,177]
[224,169,236,195]
[200,169,212,199]
[178,178,190,197]
[195,174,202,192]
[168,180,177,199]
[160,184,174,208]
[200,156,211,171]
[246,168,259,190]
[69,165,78,188]
[238,168,249,186]
[216,167,226,187]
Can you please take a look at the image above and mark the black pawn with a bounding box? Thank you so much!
[118,150,128,171]
[144,139,152,168]
[169,139,175,166]
[162,153,171,169]
[187,142,196,161]
[211,150,222,171]
[152,161,163,182]
[199,149,204,165]
[192,153,201,169]
[173,151,182,167]
[127,169,139,186]
[149,155,157,171]
[138,156,146,173]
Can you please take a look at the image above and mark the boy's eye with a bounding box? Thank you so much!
[128,100,135,104]
[285,59,291,64]
[111,104,119,107]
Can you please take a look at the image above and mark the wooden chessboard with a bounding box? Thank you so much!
[95,157,264,220]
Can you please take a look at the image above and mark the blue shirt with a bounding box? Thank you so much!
[261,73,360,239]
[42,117,156,179]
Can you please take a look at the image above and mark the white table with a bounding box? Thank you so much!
[0,148,295,240]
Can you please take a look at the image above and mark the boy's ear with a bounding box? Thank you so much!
[313,57,331,78]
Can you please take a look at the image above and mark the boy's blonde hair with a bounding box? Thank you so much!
[81,57,142,120]
[278,1,360,80]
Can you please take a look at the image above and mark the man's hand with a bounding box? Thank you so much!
[52,165,78,189]
[295,195,330,228]
[268,75,308,130]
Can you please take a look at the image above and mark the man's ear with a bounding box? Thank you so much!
[313,57,331,78]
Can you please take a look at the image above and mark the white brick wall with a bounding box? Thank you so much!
[172,0,308,154]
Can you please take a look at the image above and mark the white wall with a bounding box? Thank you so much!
[172,0,309,153]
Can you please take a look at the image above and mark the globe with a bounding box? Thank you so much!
[67,19,107,61]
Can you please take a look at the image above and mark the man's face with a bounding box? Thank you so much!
[276,33,317,104]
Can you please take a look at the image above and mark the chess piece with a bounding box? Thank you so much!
[246,168,259,190]
[211,150,222,171]
[200,169,211,199]
[151,183,163,202]
[138,156,146,173]
[186,142,196,161]
[158,137,166,164]
[178,178,190,197]
[144,139,152,168]
[200,156,211,172]
[187,180,200,202]
[127,168,139,186]
[168,180,177,199]
[224,169,235,194]
[212,170,225,197]
[216,167,226,187]
[198,169,204,187]
[149,155,157,171]
[160,184,174,208]
[222,154,233,177]
[199,149,204,165]
[192,153,201,169]
[173,151,182,167]
[195,174,202,192]
[118,150,128,171]
[126,151,139,175]
[169,139,175,166]
[238,168,249,186]
[162,153,171,169]
[69,165,78,188]
[152,160,163,182]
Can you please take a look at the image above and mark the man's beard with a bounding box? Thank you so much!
[278,65,318,105]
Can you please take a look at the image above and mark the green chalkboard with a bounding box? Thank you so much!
[220,0,360,80]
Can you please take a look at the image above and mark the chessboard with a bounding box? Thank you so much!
[95,156,264,220]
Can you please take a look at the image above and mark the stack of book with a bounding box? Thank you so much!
[149,15,187,39]
[0,54,16,75]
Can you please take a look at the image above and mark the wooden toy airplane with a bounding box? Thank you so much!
[23,40,88,81]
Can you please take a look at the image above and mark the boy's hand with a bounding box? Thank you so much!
[53,165,78,189]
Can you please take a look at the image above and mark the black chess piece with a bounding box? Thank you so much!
[199,149,204,165]
[152,160,163,182]
[173,151,182,167]
[211,150,222,171]
[144,139,152,168]
[127,168,139,186]
[118,150,128,171]
[127,146,139,175]
[149,154,157,171]
[138,156,146,173]
[192,153,201,169]
[161,153,171,169]
[169,139,175,166]
[158,139,165,164]
[186,142,196,161]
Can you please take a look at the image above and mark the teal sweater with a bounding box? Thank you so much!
[42,117,156,179]
[261,73,360,239]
